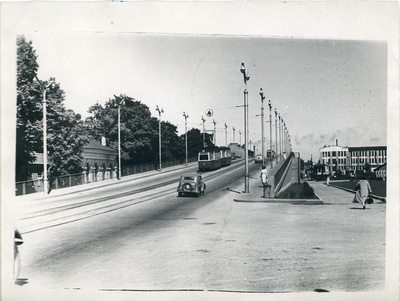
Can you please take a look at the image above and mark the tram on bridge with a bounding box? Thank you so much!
[198,147,232,171]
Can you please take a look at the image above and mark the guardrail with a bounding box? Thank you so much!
[15,157,198,196]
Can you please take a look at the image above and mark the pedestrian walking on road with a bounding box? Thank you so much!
[353,177,372,210]
[326,175,330,187]
[260,166,268,185]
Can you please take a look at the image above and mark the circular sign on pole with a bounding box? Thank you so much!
[205,109,213,117]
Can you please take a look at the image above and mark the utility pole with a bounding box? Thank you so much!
[275,109,278,164]
[202,116,206,148]
[268,100,273,168]
[156,105,164,171]
[183,111,189,165]
[240,62,250,193]
[213,119,217,145]
[117,97,125,179]
[225,123,228,146]
[260,88,265,166]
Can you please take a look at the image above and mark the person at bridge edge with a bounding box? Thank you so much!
[260,166,269,185]
[353,177,372,210]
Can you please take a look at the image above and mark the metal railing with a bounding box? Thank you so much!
[16,157,198,196]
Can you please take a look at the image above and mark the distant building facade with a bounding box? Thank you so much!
[81,139,117,170]
[320,142,348,176]
[319,139,387,176]
[348,146,387,173]
[23,139,117,181]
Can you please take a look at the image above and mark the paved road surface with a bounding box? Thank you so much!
[11,165,388,300]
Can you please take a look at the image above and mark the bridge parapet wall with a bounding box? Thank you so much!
[269,153,295,197]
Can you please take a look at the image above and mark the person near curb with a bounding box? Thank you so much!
[326,175,330,187]
[260,166,268,185]
[353,177,372,210]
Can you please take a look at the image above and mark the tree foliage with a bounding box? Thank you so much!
[16,35,89,180]
[182,128,214,158]
[85,95,188,166]
[16,36,41,179]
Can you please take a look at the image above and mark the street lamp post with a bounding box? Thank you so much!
[240,62,250,193]
[282,120,285,157]
[280,117,283,158]
[201,116,206,148]
[232,127,235,143]
[117,97,125,180]
[284,123,287,155]
[259,88,265,167]
[275,109,278,164]
[239,130,241,146]
[278,114,282,159]
[156,105,164,171]
[268,100,273,168]
[42,80,55,195]
[183,111,189,166]
[213,119,217,145]
[225,123,228,147]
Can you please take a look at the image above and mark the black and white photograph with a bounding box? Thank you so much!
[1,2,399,301]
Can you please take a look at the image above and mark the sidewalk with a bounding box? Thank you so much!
[16,162,197,203]
[231,167,370,205]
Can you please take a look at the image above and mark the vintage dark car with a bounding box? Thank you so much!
[177,174,206,197]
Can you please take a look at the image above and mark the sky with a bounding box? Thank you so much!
[28,32,387,161]
[2,2,395,164]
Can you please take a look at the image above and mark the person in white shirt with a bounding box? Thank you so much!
[260,166,268,185]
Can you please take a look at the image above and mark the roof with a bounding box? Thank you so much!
[83,139,117,153]
[319,145,348,151]
[30,139,117,165]
[348,146,387,151]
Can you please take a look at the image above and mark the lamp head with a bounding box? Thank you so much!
[259,88,265,99]
[240,63,246,74]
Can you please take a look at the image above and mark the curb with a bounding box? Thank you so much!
[233,197,323,205]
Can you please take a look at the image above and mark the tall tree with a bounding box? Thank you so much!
[16,35,89,180]
[182,128,214,158]
[153,120,185,163]
[86,95,158,165]
[44,83,89,176]
[16,35,41,180]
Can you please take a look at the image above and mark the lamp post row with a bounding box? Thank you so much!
[40,67,290,195]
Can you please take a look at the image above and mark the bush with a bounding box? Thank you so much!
[302,182,315,198]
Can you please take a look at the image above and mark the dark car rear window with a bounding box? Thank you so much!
[183,176,195,180]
